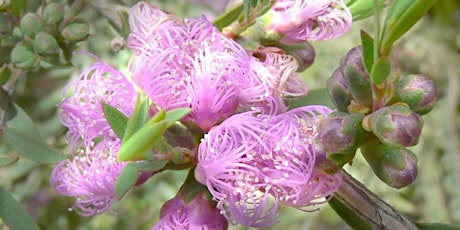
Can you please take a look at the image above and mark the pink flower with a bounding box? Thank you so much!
[59,60,136,149]
[239,48,309,114]
[152,191,228,230]
[195,106,342,227]
[267,0,352,43]
[50,140,126,216]
[128,4,252,131]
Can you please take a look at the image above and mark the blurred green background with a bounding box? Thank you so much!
[1,0,459,229]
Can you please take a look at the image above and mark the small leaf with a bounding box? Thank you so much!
[102,103,128,139]
[213,3,243,30]
[381,0,439,54]
[328,196,373,230]
[370,56,391,85]
[288,88,335,109]
[164,108,191,125]
[0,187,40,230]
[122,96,150,142]
[417,223,460,230]
[118,120,169,162]
[136,160,167,172]
[0,156,19,167]
[115,162,139,200]
[6,103,42,139]
[360,30,374,74]
[4,128,65,164]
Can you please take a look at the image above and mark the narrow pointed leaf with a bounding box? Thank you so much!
[0,156,19,167]
[381,0,439,54]
[164,108,191,125]
[0,187,40,230]
[118,120,169,162]
[6,103,42,139]
[102,103,128,139]
[123,96,150,142]
[136,160,167,172]
[360,30,374,73]
[115,162,139,200]
[328,196,373,230]
[4,128,65,164]
[213,3,243,30]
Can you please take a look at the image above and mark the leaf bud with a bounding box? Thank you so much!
[391,74,437,115]
[370,104,423,147]
[319,111,368,154]
[33,31,59,56]
[341,46,373,107]
[43,2,65,25]
[11,43,38,69]
[361,138,418,189]
[328,68,352,112]
[61,21,89,42]
[20,13,43,38]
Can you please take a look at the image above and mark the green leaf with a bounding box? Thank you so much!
[348,0,386,21]
[4,128,65,164]
[6,103,42,139]
[213,3,243,30]
[0,187,40,230]
[370,56,391,85]
[164,108,191,125]
[328,196,373,230]
[118,120,169,162]
[417,223,460,230]
[102,103,128,139]
[136,160,167,172]
[0,156,19,167]
[288,88,335,109]
[380,0,439,54]
[360,30,374,74]
[122,96,150,142]
[243,0,251,21]
[115,162,139,200]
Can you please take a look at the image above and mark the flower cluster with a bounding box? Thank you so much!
[127,2,309,131]
[195,106,342,227]
[50,0,351,228]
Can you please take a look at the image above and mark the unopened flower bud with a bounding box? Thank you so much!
[341,46,373,107]
[43,2,65,25]
[33,31,59,56]
[361,138,418,189]
[11,43,38,69]
[69,0,86,18]
[328,68,352,112]
[0,63,11,85]
[391,74,437,115]
[20,13,43,37]
[319,112,367,154]
[370,105,423,147]
[61,22,89,42]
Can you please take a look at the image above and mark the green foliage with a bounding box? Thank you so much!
[0,187,40,230]
[115,162,139,200]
